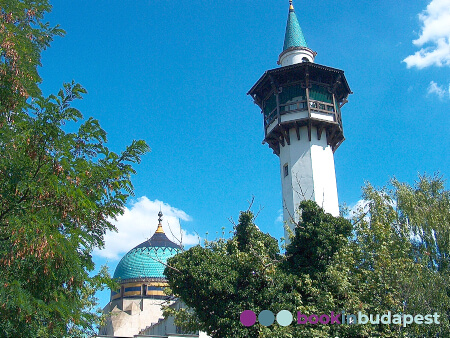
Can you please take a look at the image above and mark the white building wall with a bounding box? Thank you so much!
[279,126,339,243]
[139,300,211,338]
[100,298,166,337]
[278,47,316,66]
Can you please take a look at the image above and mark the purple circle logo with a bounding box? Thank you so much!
[240,310,256,326]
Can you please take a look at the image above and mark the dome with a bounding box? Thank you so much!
[113,212,181,281]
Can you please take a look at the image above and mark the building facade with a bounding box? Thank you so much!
[97,212,209,338]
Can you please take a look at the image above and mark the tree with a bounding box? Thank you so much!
[165,210,285,337]
[394,174,450,272]
[0,1,149,336]
[1,0,64,115]
[166,175,450,338]
[346,175,450,337]
[282,201,364,338]
[284,200,352,277]
[165,202,361,338]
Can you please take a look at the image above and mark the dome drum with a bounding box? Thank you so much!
[111,279,169,300]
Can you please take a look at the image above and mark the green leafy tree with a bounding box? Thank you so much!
[166,176,450,338]
[165,210,285,337]
[282,201,364,338]
[346,175,450,337]
[284,200,352,277]
[0,1,150,336]
[394,174,450,272]
[165,202,361,338]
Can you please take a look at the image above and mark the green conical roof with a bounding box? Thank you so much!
[283,0,308,51]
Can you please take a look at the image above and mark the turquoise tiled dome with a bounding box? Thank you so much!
[113,222,181,281]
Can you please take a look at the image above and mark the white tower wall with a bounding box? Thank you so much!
[279,125,339,241]
[278,47,316,67]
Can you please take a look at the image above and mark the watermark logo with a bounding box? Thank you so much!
[240,310,294,327]
[240,310,440,327]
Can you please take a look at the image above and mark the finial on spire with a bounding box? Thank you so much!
[289,0,294,11]
[156,211,164,233]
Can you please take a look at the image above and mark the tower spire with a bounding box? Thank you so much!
[283,0,307,50]
[278,0,316,66]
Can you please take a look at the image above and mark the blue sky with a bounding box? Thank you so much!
[39,0,450,309]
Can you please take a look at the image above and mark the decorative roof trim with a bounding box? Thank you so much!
[116,277,168,284]
[248,62,352,97]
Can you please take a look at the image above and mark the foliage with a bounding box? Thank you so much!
[165,202,361,338]
[0,1,150,336]
[346,174,450,337]
[284,200,352,277]
[394,174,450,272]
[165,210,283,337]
[166,176,450,338]
[1,0,64,114]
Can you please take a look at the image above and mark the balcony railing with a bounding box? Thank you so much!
[264,99,337,126]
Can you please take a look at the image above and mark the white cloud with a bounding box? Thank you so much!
[427,80,450,99]
[346,196,397,221]
[346,200,370,220]
[275,209,283,224]
[403,0,450,69]
[93,197,199,260]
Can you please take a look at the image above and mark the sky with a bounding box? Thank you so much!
[39,0,450,309]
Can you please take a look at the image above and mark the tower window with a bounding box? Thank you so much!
[283,163,289,177]
[302,57,309,62]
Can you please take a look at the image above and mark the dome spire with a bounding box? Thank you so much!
[156,210,164,233]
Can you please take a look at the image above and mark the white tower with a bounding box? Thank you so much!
[248,0,352,241]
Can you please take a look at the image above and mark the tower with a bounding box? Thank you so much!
[248,0,351,240]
